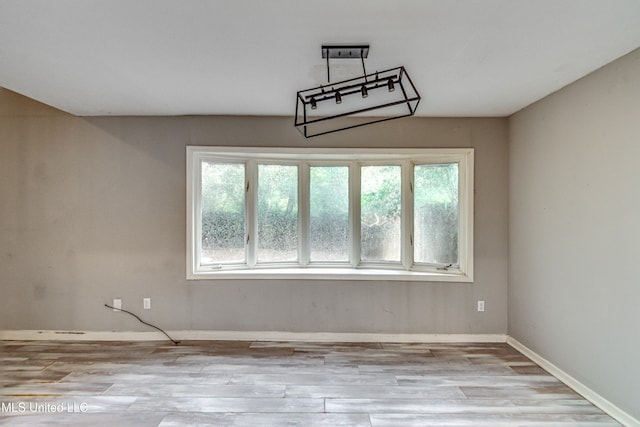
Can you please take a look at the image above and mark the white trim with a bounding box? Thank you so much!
[179,331,505,343]
[0,330,170,341]
[459,149,474,280]
[507,336,639,427]
[0,330,505,343]
[187,146,473,161]
[188,267,472,282]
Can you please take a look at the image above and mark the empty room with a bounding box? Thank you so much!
[1,1,639,426]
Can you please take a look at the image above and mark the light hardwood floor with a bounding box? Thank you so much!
[0,340,619,426]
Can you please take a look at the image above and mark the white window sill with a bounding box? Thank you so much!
[187,267,472,283]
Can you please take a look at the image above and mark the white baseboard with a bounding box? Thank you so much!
[176,331,507,343]
[0,329,506,343]
[507,336,639,427]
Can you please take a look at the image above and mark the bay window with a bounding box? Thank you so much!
[187,147,474,282]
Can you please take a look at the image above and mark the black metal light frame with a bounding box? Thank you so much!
[295,45,421,138]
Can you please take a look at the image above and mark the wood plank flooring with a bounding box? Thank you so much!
[0,340,619,426]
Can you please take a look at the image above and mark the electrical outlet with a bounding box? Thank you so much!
[143,298,151,310]
[113,298,122,311]
[477,300,485,312]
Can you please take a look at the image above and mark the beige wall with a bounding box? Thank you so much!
[509,48,640,420]
[0,88,508,335]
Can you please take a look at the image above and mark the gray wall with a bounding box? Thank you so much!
[0,89,508,334]
[509,48,640,420]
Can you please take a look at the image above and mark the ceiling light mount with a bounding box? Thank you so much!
[295,44,421,138]
[321,45,370,59]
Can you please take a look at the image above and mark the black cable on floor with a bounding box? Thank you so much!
[104,303,180,345]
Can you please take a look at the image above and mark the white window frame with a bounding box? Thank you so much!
[187,146,474,282]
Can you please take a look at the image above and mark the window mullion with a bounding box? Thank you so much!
[246,159,257,268]
[351,162,361,267]
[299,162,310,266]
[402,160,414,270]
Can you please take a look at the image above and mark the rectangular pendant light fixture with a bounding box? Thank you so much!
[295,45,421,138]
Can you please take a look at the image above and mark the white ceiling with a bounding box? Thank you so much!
[1,0,640,117]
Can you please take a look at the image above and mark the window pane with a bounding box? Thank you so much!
[310,166,349,262]
[201,162,245,264]
[361,165,401,262]
[414,163,459,265]
[258,164,298,262]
